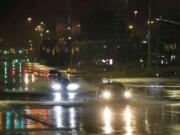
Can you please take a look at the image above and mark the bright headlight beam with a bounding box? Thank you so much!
[124,91,131,98]
[102,91,112,99]
[67,83,79,91]
[51,83,62,90]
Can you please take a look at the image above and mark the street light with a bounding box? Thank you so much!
[68,36,72,40]
[128,25,134,30]
[77,24,81,28]
[67,26,71,30]
[46,30,50,33]
[133,10,138,16]
[40,33,43,37]
[40,21,44,25]
[27,17,32,23]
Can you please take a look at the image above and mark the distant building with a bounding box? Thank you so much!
[153,20,180,66]
[80,10,136,64]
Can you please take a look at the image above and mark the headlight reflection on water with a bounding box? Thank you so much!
[102,106,134,134]
[32,74,35,83]
[53,93,62,101]
[69,108,76,128]
[52,106,77,130]
[24,73,29,85]
[68,93,77,100]
[103,106,113,134]
[53,106,63,128]
[124,106,133,135]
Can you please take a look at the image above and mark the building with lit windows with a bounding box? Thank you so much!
[154,20,180,66]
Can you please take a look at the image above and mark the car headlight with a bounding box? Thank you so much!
[124,91,131,98]
[102,91,112,99]
[67,83,79,91]
[51,82,62,90]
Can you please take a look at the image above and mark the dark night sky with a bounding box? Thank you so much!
[0,0,179,48]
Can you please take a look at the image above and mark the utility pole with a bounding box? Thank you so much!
[125,0,129,63]
[156,22,160,71]
[147,2,151,72]
[65,0,73,67]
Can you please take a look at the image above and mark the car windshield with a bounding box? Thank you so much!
[0,0,180,135]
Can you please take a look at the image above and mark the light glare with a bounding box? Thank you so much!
[103,107,112,134]
[102,91,112,99]
[51,83,62,90]
[124,91,131,98]
[67,83,79,91]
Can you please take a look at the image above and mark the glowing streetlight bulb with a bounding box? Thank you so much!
[37,25,41,29]
[68,36,72,40]
[40,33,43,37]
[128,25,134,30]
[134,10,138,16]
[27,17,32,22]
[77,24,81,27]
[40,21,44,25]
[46,30,50,33]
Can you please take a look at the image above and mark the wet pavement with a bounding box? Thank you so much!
[0,62,180,134]
[1,103,180,135]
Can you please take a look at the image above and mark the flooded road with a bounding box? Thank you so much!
[1,103,180,135]
[0,62,180,134]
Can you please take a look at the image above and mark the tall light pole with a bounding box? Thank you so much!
[156,21,160,71]
[147,2,152,72]
[65,0,73,67]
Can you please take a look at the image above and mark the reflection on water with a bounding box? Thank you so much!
[103,106,113,134]
[5,112,12,130]
[124,106,133,135]
[69,107,76,128]
[53,93,62,101]
[0,112,2,131]
[24,73,29,91]
[68,93,77,100]
[0,61,38,92]
[101,105,134,135]
[0,62,180,134]
[52,106,78,129]
[0,104,180,134]
[32,74,35,83]
[53,92,77,101]
[53,106,63,128]
[145,108,151,134]
[24,73,29,85]
[14,114,25,129]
